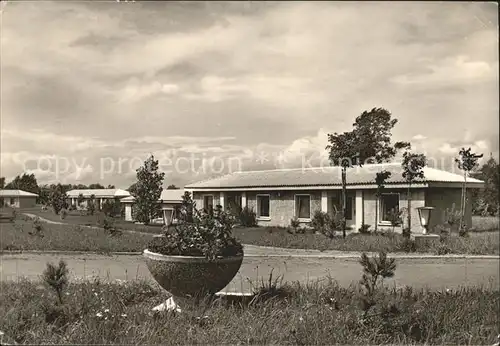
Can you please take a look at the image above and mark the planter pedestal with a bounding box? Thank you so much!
[411,233,440,248]
[152,292,255,313]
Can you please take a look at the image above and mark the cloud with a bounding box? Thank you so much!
[119,80,180,102]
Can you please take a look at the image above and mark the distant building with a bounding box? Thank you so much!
[121,189,184,224]
[66,189,131,209]
[0,189,39,208]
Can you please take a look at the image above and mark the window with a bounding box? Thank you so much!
[380,193,399,223]
[331,194,354,220]
[257,195,270,218]
[295,195,311,219]
[10,198,15,205]
[227,194,242,211]
[203,195,214,213]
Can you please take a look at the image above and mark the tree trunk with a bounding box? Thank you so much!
[461,171,467,229]
[406,184,411,237]
[341,168,347,239]
[374,193,379,233]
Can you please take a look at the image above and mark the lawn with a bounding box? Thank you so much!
[0,277,498,345]
[0,218,151,253]
[20,207,164,235]
[232,226,500,255]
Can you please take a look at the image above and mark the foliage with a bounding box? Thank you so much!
[358,252,396,317]
[289,217,301,233]
[374,170,392,233]
[471,156,499,216]
[133,155,165,225]
[238,206,258,227]
[42,260,69,304]
[0,176,5,189]
[4,173,39,194]
[77,193,85,207]
[166,184,180,190]
[148,192,243,260]
[455,147,483,233]
[28,217,44,238]
[310,210,342,238]
[358,224,371,234]
[87,194,96,215]
[102,198,122,218]
[327,108,409,239]
[60,209,67,220]
[401,150,427,237]
[443,203,461,232]
[386,207,403,233]
[48,184,68,215]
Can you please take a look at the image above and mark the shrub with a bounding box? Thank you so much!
[238,206,257,227]
[148,192,243,260]
[436,244,452,255]
[289,217,301,234]
[358,224,371,234]
[444,203,461,232]
[311,210,341,238]
[60,209,67,220]
[399,238,416,253]
[43,260,69,304]
[28,217,44,238]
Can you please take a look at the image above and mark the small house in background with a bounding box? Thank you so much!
[0,189,39,208]
[66,189,131,209]
[121,189,184,225]
[185,163,485,233]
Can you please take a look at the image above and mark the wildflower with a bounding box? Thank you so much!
[121,314,127,318]
[94,292,98,297]
[104,309,110,313]
[96,312,103,318]
[299,316,304,322]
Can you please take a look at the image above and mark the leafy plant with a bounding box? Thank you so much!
[49,184,68,215]
[358,252,396,317]
[87,194,96,216]
[358,224,371,234]
[387,207,403,234]
[42,260,69,304]
[60,209,67,220]
[289,217,301,234]
[455,147,483,234]
[444,203,461,232]
[133,155,165,225]
[401,150,427,238]
[148,192,243,260]
[238,206,257,227]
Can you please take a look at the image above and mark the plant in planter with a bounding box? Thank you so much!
[143,192,244,312]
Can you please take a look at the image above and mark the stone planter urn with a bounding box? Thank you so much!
[143,249,243,312]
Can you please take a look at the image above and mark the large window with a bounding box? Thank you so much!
[257,195,270,218]
[331,194,354,220]
[203,195,214,213]
[380,193,399,223]
[295,195,311,219]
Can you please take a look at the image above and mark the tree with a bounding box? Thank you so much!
[5,173,39,194]
[106,184,116,189]
[49,184,68,215]
[401,150,427,237]
[455,147,483,230]
[352,108,410,163]
[77,193,85,207]
[167,184,179,190]
[327,107,409,238]
[471,155,499,216]
[88,194,96,215]
[127,182,138,196]
[0,177,5,189]
[374,170,392,233]
[134,155,165,225]
[88,183,105,189]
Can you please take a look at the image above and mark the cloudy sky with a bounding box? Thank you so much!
[1,1,498,188]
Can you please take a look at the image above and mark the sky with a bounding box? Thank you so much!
[1,1,498,188]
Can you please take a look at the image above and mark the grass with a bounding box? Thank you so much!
[0,277,498,345]
[0,217,151,253]
[233,226,500,255]
[471,215,499,232]
[20,207,164,235]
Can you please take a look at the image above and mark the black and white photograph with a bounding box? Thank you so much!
[0,1,499,345]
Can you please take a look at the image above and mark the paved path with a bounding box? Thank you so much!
[1,253,498,293]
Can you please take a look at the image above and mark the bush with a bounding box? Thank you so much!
[60,209,68,220]
[311,210,341,238]
[444,203,461,232]
[238,206,257,227]
[358,224,371,234]
[43,260,69,304]
[148,192,243,260]
[399,238,416,253]
[289,217,301,234]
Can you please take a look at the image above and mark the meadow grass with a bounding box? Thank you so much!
[0,218,151,253]
[0,277,498,345]
[233,226,500,255]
